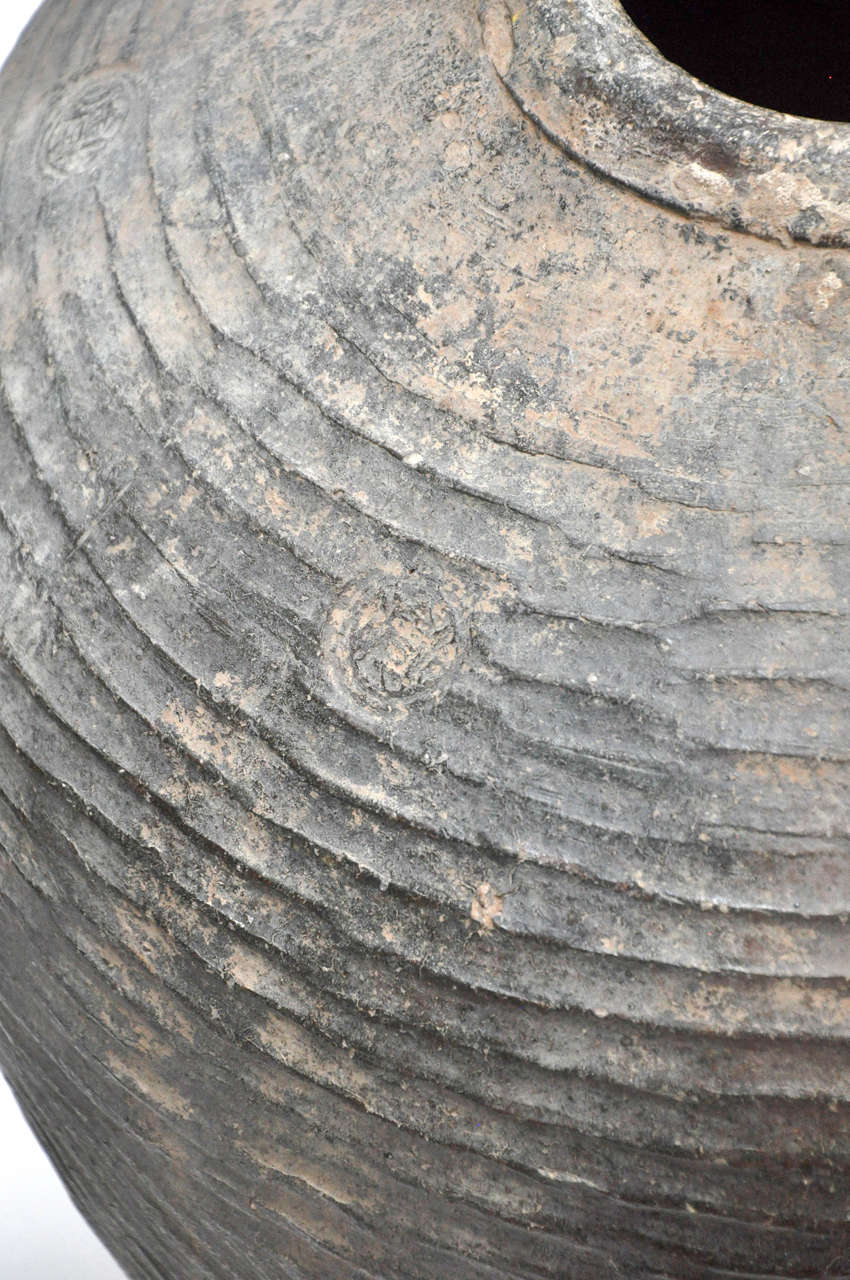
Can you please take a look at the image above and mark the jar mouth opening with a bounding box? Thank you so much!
[619,0,850,124]
[481,0,850,247]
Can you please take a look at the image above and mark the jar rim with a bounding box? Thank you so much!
[482,0,850,247]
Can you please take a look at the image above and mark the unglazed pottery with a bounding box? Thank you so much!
[0,2,848,1277]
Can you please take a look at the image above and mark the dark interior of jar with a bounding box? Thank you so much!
[619,0,850,121]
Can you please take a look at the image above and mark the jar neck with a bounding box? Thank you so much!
[479,0,850,247]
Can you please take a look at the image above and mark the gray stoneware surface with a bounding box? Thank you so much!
[0,1,848,1277]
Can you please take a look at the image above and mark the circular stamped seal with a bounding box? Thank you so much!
[324,574,463,708]
[40,73,133,179]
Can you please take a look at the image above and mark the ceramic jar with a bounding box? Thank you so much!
[0,2,848,1276]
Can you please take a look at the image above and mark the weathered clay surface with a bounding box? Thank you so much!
[0,1,848,1277]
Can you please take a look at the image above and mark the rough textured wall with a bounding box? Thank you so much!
[0,1,848,1277]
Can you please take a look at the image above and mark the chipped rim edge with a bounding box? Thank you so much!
[484,0,850,247]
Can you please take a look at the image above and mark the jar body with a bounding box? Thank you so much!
[0,2,848,1277]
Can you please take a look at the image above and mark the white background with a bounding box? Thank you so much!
[1,3,127,1275]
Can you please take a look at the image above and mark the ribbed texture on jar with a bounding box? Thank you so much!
[0,2,848,1277]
